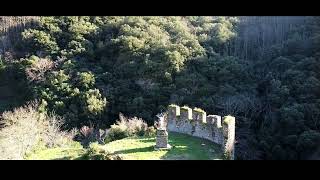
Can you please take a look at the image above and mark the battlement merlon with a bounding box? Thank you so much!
[206,115,222,128]
[193,108,207,123]
[180,106,193,120]
[168,104,180,116]
[168,104,225,128]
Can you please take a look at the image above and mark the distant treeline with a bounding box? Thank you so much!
[221,16,310,60]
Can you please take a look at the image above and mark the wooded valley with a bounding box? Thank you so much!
[0,16,319,160]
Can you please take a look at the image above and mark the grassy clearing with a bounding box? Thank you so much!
[103,132,223,160]
[25,132,223,160]
[25,141,86,160]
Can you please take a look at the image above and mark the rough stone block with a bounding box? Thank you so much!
[155,129,171,150]
[180,106,192,120]
[222,116,235,160]
[169,104,180,116]
[193,108,207,123]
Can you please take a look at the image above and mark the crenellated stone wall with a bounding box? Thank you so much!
[167,104,235,160]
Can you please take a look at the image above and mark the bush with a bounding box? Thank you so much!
[105,125,128,143]
[79,126,95,139]
[0,101,72,160]
[77,72,95,89]
[84,142,109,160]
[78,126,96,147]
[119,113,148,136]
[24,56,54,82]
[81,89,107,117]
[83,142,122,160]
[145,126,157,137]
[40,113,73,148]
[105,113,150,143]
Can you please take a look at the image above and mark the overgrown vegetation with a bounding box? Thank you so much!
[1,16,320,159]
[0,102,74,160]
[105,113,156,143]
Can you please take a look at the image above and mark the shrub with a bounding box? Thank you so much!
[75,125,109,147]
[24,56,54,82]
[116,113,148,136]
[39,113,73,148]
[0,101,72,160]
[84,142,109,160]
[105,113,149,143]
[0,103,40,160]
[81,89,107,117]
[105,125,128,143]
[80,126,94,138]
[145,126,157,137]
[77,72,95,89]
[78,125,95,147]
[83,142,122,160]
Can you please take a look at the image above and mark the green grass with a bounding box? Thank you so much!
[25,132,223,160]
[102,132,223,160]
[25,141,87,160]
[25,147,86,160]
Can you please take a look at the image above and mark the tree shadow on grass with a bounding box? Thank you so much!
[110,135,194,160]
[51,153,97,160]
[52,156,74,160]
[111,133,223,160]
[138,137,155,143]
[159,146,191,160]
[52,146,157,160]
[162,132,223,160]
[40,148,88,160]
[112,146,155,155]
[51,154,89,160]
[49,133,223,160]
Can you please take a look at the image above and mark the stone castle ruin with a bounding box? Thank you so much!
[167,104,235,160]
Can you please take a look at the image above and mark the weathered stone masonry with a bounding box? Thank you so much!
[167,104,235,160]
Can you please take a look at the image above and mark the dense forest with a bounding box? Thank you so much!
[0,16,320,160]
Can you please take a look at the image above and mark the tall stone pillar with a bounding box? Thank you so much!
[222,116,235,160]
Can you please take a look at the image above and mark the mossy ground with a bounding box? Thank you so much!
[25,132,223,160]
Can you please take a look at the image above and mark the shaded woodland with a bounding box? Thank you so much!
[0,16,319,160]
